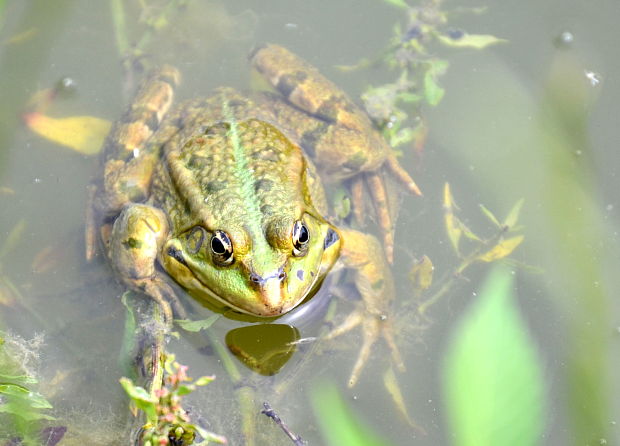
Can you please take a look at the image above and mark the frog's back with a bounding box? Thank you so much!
[150,91,320,235]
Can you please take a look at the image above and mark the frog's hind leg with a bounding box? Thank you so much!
[327,228,406,387]
[92,65,181,220]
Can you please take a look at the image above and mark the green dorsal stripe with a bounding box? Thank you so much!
[223,101,272,263]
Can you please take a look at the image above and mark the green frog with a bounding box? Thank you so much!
[86,44,420,387]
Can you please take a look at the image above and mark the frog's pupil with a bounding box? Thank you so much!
[211,236,225,254]
[298,225,309,243]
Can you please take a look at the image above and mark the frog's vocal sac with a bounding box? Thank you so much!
[86,44,420,328]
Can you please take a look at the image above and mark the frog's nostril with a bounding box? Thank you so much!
[278,270,287,281]
[249,272,262,284]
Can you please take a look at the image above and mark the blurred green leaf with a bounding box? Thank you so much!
[390,127,416,148]
[0,373,38,384]
[443,267,546,446]
[0,383,52,409]
[479,204,501,227]
[409,255,434,294]
[310,381,393,446]
[383,367,426,434]
[503,198,525,229]
[436,33,507,49]
[0,220,26,262]
[0,404,55,421]
[119,377,157,424]
[176,314,220,332]
[444,183,462,254]
[194,375,215,386]
[424,60,449,106]
[381,0,408,9]
[477,236,524,262]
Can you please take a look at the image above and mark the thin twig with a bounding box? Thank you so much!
[261,402,306,446]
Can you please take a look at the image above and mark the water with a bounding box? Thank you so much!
[1,1,619,445]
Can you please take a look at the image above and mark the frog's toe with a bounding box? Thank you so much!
[347,315,380,388]
[326,306,405,388]
[366,172,395,263]
[385,154,422,196]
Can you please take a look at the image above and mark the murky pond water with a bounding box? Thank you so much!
[1,1,619,445]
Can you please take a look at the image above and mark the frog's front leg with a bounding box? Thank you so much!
[326,228,405,387]
[109,203,179,325]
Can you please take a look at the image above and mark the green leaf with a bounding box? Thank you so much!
[176,314,221,332]
[503,198,525,230]
[383,367,426,433]
[436,33,507,49]
[310,380,394,446]
[479,204,501,227]
[193,425,228,444]
[443,183,462,254]
[424,71,445,106]
[443,267,546,446]
[119,377,157,424]
[0,403,55,421]
[389,127,416,148]
[381,0,408,9]
[0,220,26,261]
[0,373,38,384]
[424,60,449,106]
[476,236,524,262]
[176,384,195,396]
[194,375,215,386]
[0,383,52,409]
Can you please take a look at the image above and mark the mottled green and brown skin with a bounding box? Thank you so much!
[87,45,415,386]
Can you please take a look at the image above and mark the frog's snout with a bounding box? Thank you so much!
[249,267,290,316]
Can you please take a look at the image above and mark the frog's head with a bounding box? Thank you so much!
[161,212,341,317]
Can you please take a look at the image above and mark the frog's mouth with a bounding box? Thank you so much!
[190,265,321,318]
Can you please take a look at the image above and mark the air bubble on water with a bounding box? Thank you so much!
[606,204,614,212]
[556,31,574,47]
[33,178,42,184]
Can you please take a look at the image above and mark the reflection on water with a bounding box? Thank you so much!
[1,0,620,445]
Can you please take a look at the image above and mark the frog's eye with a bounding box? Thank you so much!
[292,220,310,257]
[211,230,234,265]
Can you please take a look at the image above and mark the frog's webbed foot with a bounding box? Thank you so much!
[109,204,182,327]
[326,305,405,388]
[327,229,406,387]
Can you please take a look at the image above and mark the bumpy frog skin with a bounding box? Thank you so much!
[87,45,419,386]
